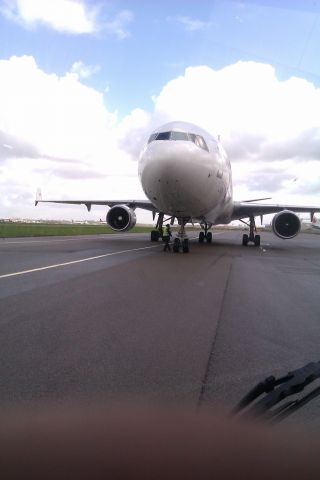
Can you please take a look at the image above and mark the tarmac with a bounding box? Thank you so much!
[0,230,320,429]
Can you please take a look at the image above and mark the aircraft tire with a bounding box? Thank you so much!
[151,230,159,242]
[242,233,249,246]
[173,238,180,253]
[182,239,189,253]
[254,234,261,247]
[206,232,212,243]
[199,232,205,243]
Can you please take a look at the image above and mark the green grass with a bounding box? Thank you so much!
[0,222,153,238]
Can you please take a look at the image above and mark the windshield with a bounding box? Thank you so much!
[148,130,209,151]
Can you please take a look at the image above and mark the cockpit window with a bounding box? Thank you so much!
[156,131,171,140]
[195,135,209,152]
[188,133,197,144]
[188,133,209,152]
[171,131,189,141]
[148,130,209,152]
[148,133,157,143]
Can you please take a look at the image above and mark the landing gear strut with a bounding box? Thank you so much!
[198,223,212,244]
[173,218,190,253]
[241,216,260,247]
[150,212,165,242]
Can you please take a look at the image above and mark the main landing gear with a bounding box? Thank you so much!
[173,218,190,254]
[241,216,260,247]
[198,223,212,244]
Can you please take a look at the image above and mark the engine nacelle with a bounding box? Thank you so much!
[106,205,136,232]
[272,210,301,239]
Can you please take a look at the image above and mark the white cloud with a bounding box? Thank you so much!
[0,55,143,220]
[1,56,320,222]
[120,61,320,202]
[0,0,99,34]
[104,9,134,40]
[153,62,320,139]
[70,60,101,79]
[0,55,118,160]
[173,15,214,32]
[0,1,134,38]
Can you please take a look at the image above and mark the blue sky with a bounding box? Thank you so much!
[0,0,320,221]
[1,1,319,117]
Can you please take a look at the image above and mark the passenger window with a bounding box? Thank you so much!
[156,131,171,140]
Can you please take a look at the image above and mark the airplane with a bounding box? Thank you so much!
[35,120,320,253]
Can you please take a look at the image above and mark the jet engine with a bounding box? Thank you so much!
[271,210,301,239]
[106,205,136,231]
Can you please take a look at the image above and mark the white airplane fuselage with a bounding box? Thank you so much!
[139,121,233,224]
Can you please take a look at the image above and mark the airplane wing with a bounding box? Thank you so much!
[232,202,320,220]
[35,190,155,212]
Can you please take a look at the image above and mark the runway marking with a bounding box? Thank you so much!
[0,231,230,279]
[0,245,160,279]
[0,230,229,246]
[0,233,146,245]
[1,238,95,245]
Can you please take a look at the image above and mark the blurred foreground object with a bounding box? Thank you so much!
[0,405,320,479]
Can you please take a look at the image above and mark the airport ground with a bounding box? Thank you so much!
[0,230,319,430]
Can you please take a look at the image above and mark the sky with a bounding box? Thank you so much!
[0,0,320,223]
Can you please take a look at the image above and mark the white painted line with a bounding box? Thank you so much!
[1,238,90,245]
[0,245,160,280]
[0,233,147,245]
[0,230,229,245]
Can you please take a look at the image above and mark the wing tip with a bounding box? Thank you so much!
[35,188,42,206]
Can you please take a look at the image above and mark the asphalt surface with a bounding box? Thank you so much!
[0,230,320,429]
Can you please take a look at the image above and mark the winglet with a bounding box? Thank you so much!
[35,188,42,206]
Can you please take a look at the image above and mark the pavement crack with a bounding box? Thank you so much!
[197,261,233,408]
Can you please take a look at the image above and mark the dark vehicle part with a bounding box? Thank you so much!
[106,205,136,231]
[272,210,301,239]
[232,361,320,423]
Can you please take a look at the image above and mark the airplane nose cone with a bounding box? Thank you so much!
[140,142,215,216]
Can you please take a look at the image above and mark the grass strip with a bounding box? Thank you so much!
[0,223,153,238]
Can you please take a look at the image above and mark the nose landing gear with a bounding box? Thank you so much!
[151,212,165,242]
[173,218,190,253]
